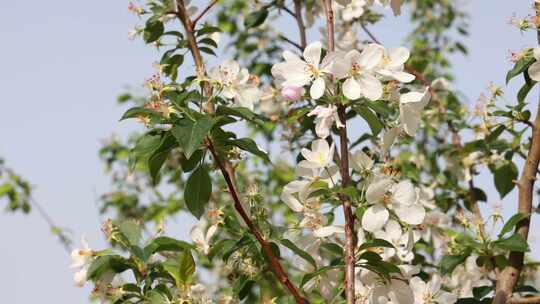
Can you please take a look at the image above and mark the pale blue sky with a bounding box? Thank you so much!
[0,1,538,303]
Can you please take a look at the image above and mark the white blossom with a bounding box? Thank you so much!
[377,47,415,82]
[209,60,261,110]
[307,104,344,138]
[399,88,431,136]
[190,222,218,255]
[271,41,338,99]
[70,238,94,287]
[410,274,457,304]
[528,47,540,81]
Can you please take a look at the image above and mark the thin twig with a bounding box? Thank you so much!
[493,3,540,303]
[322,1,356,303]
[29,197,72,253]
[190,0,219,31]
[279,34,303,51]
[360,22,381,44]
[176,2,307,302]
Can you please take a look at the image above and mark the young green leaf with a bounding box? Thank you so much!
[244,9,269,28]
[498,213,529,238]
[440,251,470,275]
[493,161,518,198]
[226,138,270,163]
[172,116,214,159]
[493,233,530,252]
[184,165,212,219]
[280,239,317,269]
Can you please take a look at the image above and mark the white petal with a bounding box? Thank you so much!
[74,268,88,287]
[529,61,540,82]
[392,71,416,83]
[391,180,417,205]
[190,226,205,244]
[359,44,384,70]
[303,41,322,66]
[310,77,325,99]
[389,280,414,304]
[389,47,409,66]
[280,191,304,212]
[313,225,345,237]
[358,74,383,101]
[206,224,218,241]
[362,204,389,232]
[385,219,403,241]
[534,47,540,60]
[366,178,394,204]
[343,77,362,100]
[382,127,399,152]
[395,203,425,225]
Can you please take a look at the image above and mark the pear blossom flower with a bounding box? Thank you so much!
[70,238,95,287]
[341,0,367,21]
[374,220,419,262]
[366,275,414,304]
[367,0,403,16]
[410,275,457,304]
[528,47,540,81]
[271,41,338,99]
[399,88,431,136]
[299,139,335,169]
[307,104,344,138]
[377,47,416,82]
[190,222,218,254]
[350,150,374,172]
[382,126,400,153]
[294,235,341,299]
[208,60,261,110]
[337,44,385,101]
[447,255,492,298]
[259,86,284,116]
[361,177,425,232]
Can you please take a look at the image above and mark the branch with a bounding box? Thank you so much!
[176,2,307,302]
[293,0,307,49]
[206,140,307,304]
[190,0,219,31]
[279,34,303,51]
[29,197,72,254]
[493,4,540,303]
[509,296,540,304]
[322,1,356,303]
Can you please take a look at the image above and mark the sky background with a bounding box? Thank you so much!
[0,1,539,303]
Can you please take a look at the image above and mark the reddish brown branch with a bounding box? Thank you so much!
[323,1,356,303]
[176,2,307,302]
[493,4,540,303]
[190,0,219,31]
[293,0,307,49]
[509,296,540,304]
[206,140,308,304]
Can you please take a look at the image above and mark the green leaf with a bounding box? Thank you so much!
[280,239,317,269]
[115,220,142,246]
[216,105,266,125]
[180,150,203,173]
[87,255,130,281]
[146,290,169,304]
[147,134,177,185]
[440,251,470,275]
[506,56,535,84]
[493,233,530,252]
[499,213,529,238]
[301,265,342,287]
[144,18,164,43]
[358,239,395,251]
[244,9,269,28]
[517,75,536,104]
[493,162,518,198]
[143,236,194,259]
[355,105,383,136]
[473,286,491,300]
[196,26,221,36]
[120,107,161,121]
[178,250,196,283]
[198,37,218,48]
[172,116,214,159]
[184,165,212,219]
[226,138,270,163]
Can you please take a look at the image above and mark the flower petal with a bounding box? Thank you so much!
[310,77,326,99]
[529,61,540,81]
[304,41,322,66]
[362,204,389,232]
[343,77,362,100]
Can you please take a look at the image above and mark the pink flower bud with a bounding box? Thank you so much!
[281,86,302,101]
